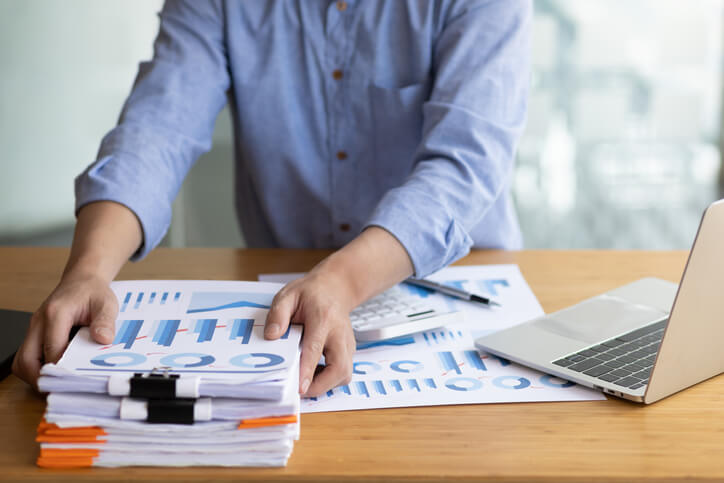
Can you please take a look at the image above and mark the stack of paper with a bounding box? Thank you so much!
[35,280,302,468]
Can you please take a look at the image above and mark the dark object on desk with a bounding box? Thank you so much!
[0,309,32,380]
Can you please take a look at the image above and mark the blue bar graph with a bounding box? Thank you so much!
[194,319,217,342]
[149,292,156,304]
[437,351,462,375]
[152,319,180,347]
[120,292,131,313]
[373,380,387,395]
[465,350,487,371]
[161,292,169,305]
[134,292,144,310]
[355,381,370,398]
[230,318,254,344]
[113,320,143,349]
[309,376,447,402]
[174,292,181,302]
[422,329,466,346]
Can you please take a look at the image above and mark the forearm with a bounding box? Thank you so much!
[62,201,143,283]
[310,226,414,309]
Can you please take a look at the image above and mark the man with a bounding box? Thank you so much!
[13,0,531,397]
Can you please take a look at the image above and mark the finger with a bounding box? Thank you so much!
[304,329,354,397]
[88,296,118,345]
[298,321,328,395]
[264,289,297,340]
[12,313,45,388]
[42,302,76,364]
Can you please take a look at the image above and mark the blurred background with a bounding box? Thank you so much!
[1,0,722,252]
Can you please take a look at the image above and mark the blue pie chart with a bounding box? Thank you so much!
[230,352,284,368]
[540,374,575,388]
[91,352,146,367]
[445,377,483,392]
[353,361,381,375]
[390,360,423,373]
[493,376,531,390]
[160,353,215,368]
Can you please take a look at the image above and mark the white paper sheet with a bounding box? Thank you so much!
[261,264,605,412]
[43,280,302,399]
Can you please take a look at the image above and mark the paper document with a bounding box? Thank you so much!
[261,264,605,412]
[40,280,302,399]
[36,280,303,468]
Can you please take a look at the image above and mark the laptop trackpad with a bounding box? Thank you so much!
[536,295,667,344]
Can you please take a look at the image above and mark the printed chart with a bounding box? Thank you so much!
[304,342,601,412]
[58,280,301,379]
[296,264,606,413]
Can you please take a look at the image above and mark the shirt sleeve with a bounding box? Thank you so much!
[75,0,229,260]
[364,0,532,277]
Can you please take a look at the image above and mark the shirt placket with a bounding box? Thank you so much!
[325,0,355,246]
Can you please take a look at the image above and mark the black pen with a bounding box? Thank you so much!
[404,277,501,307]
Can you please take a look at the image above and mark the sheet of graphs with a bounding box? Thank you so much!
[263,264,605,413]
[58,280,301,380]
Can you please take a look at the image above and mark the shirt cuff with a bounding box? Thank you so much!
[75,153,173,261]
[364,187,473,278]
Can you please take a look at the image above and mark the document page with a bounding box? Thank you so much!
[261,264,605,412]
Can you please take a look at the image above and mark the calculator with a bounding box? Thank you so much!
[349,286,461,342]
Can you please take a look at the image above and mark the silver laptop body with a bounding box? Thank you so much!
[476,199,724,404]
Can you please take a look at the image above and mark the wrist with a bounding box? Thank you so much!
[309,256,362,309]
[310,227,414,308]
[61,253,118,285]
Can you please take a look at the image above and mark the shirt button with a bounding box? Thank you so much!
[339,223,351,232]
[336,1,348,11]
[336,151,348,160]
[332,69,343,80]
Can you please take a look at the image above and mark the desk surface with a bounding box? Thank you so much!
[2,247,722,483]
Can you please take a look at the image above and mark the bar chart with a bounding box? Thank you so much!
[310,377,443,401]
[421,329,465,346]
[193,319,218,343]
[152,319,180,347]
[112,320,143,349]
[120,291,182,313]
[436,350,488,375]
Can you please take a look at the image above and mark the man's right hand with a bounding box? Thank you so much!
[12,200,144,389]
[12,273,119,388]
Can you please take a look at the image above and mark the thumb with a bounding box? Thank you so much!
[265,290,297,340]
[88,299,118,345]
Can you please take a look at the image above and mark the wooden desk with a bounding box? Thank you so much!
[2,247,722,483]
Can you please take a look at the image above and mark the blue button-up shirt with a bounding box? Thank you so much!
[76,0,531,277]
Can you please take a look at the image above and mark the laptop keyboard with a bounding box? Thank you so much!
[552,319,667,390]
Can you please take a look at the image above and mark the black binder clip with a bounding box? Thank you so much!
[147,398,196,425]
[129,367,179,399]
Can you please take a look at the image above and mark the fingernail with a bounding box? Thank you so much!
[265,323,279,336]
[95,327,112,340]
[300,378,311,394]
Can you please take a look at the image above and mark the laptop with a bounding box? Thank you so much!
[475,199,724,404]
